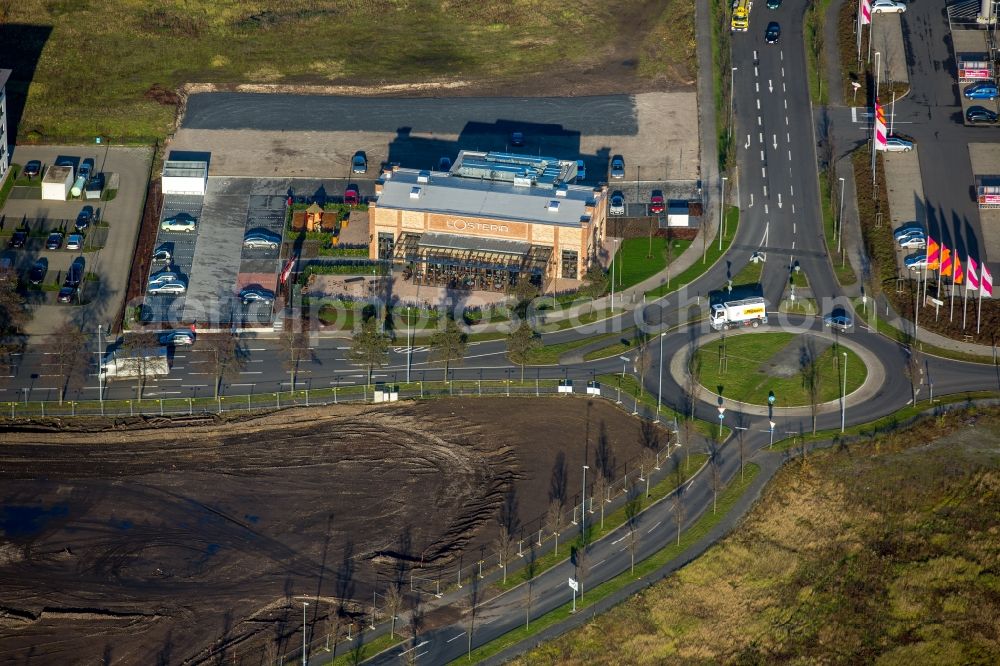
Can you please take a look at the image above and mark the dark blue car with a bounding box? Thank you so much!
[964,81,998,100]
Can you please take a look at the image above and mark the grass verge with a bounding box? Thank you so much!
[818,168,858,285]
[609,237,668,291]
[646,207,739,300]
[0,165,20,210]
[466,463,761,664]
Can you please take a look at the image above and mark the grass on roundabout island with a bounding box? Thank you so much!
[693,331,867,407]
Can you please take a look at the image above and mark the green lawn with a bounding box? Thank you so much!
[609,236,668,291]
[818,169,859,286]
[695,332,867,406]
[5,0,692,143]
[0,164,20,210]
[646,207,739,300]
[730,259,762,286]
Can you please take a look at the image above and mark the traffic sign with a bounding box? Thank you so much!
[769,420,776,430]
[568,578,579,592]
[768,391,775,405]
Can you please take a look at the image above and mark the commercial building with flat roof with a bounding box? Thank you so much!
[369,151,607,291]
[0,69,11,186]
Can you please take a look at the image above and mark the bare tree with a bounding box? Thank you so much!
[44,321,87,403]
[572,545,591,598]
[524,542,538,629]
[639,420,660,496]
[625,482,642,574]
[203,331,246,399]
[735,411,748,482]
[384,583,404,639]
[671,458,686,546]
[495,489,519,584]
[902,347,921,405]
[348,317,389,385]
[546,452,568,540]
[118,331,160,400]
[506,320,539,382]
[428,317,466,382]
[465,568,481,660]
[634,333,652,396]
[279,326,312,391]
[799,338,822,434]
[707,438,723,514]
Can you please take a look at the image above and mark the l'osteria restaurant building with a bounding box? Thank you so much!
[368,151,608,290]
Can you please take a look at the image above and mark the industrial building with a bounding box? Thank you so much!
[0,69,10,187]
[368,151,608,291]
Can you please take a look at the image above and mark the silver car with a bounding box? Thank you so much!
[243,233,280,250]
[148,281,187,295]
[609,192,626,216]
[148,271,181,286]
[610,155,625,179]
[161,216,197,232]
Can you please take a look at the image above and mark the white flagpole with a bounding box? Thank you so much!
[977,277,983,335]
[890,92,895,136]
[857,2,863,63]
[950,272,956,322]
[963,269,969,330]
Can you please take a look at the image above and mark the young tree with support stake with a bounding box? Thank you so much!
[625,482,642,574]
[119,332,160,400]
[671,457,686,546]
[349,317,389,385]
[204,331,247,399]
[507,321,539,382]
[428,317,466,382]
[45,321,87,404]
[279,327,312,392]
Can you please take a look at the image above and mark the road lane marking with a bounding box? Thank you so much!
[646,520,662,534]
[755,82,759,92]
[788,150,792,160]
[749,193,754,207]
[446,632,466,643]
[785,115,789,125]
[761,167,766,178]
[181,384,208,388]
[780,50,784,60]
[768,79,773,93]
[784,99,788,109]
[778,194,782,209]
[591,559,607,569]
[781,67,785,77]
[765,204,769,214]
[783,82,786,92]
[759,132,763,144]
[763,185,768,197]
[790,184,794,196]
[760,150,765,161]
[793,222,797,233]
[756,98,760,110]
[612,534,628,545]
[772,134,777,149]
[792,204,796,213]
[745,134,751,149]
[787,132,791,142]
[240,371,263,375]
[758,115,762,126]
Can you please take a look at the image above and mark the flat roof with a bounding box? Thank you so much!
[377,169,598,228]
[163,160,208,179]
[0,69,10,90]
[43,165,73,183]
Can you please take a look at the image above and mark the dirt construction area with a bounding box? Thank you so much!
[0,397,663,664]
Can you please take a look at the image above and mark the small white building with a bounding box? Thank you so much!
[0,69,10,187]
[42,164,74,201]
[666,200,690,228]
[162,160,208,196]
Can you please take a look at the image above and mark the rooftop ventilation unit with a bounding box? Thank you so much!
[555,184,568,197]
[547,200,560,212]
[417,170,430,183]
[513,175,533,187]
[410,186,422,199]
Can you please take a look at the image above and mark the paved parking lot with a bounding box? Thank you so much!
[3,145,152,336]
[170,92,699,183]
[143,195,204,323]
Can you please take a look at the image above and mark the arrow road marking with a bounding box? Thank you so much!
[778,194,782,209]
[745,134,751,149]
[772,134,777,149]
[768,79,773,93]
[749,193,754,208]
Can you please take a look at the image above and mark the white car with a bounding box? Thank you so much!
[898,236,927,249]
[148,271,181,286]
[161,216,197,232]
[884,137,914,152]
[609,192,625,216]
[148,281,187,295]
[872,0,906,13]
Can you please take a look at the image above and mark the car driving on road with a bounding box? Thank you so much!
[161,216,197,232]
[966,106,998,124]
[964,81,999,100]
[765,21,780,43]
[823,313,854,332]
[767,0,781,8]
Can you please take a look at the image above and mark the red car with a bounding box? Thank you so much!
[344,185,360,206]
[649,192,665,214]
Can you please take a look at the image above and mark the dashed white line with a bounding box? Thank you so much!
[760,150,765,161]
[787,132,791,142]
[788,150,792,160]
[761,167,766,178]
[646,520,662,534]
[783,82,786,93]
[763,185,768,197]
[790,184,794,196]
[778,194,782,208]
[765,203,769,214]
[755,82,759,92]
[612,534,628,545]
[792,203,796,213]
[759,132,764,143]
[758,115,762,126]
[591,558,607,570]
[784,99,788,109]
[446,632,466,643]
[781,66,785,77]
[792,240,796,250]
[793,222,797,234]
[780,50,784,61]
[785,116,790,125]
[754,66,759,77]
[756,98,761,110]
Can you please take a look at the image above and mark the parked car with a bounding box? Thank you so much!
[79,158,95,183]
[22,160,41,179]
[893,222,924,240]
[904,252,929,270]
[243,231,280,250]
[884,137,914,152]
[899,235,927,249]
[823,313,854,332]
[65,258,85,287]
[894,229,925,244]
[438,156,452,171]
[28,258,47,285]
[148,270,181,287]
[351,151,368,174]
[344,185,360,206]
[871,0,906,13]
[159,329,196,346]
[765,21,781,43]
[57,286,76,304]
[148,281,187,295]
[161,215,197,232]
[610,155,625,179]
[649,191,665,214]
[76,205,94,231]
[510,131,525,147]
[9,230,27,249]
[575,159,586,182]
[609,191,626,216]
[966,106,998,124]
[240,285,275,305]
[66,233,83,250]
[151,247,172,264]
[767,0,781,8]
[45,232,64,250]
[964,81,999,100]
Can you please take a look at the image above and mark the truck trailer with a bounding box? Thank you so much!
[100,347,169,380]
[710,297,768,331]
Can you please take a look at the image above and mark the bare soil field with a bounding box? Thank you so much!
[0,397,660,664]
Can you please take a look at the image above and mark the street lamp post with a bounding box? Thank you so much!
[718,176,728,251]
[841,352,848,432]
[768,391,776,448]
[302,601,309,666]
[656,332,665,422]
[729,67,737,140]
[581,465,589,545]
[837,177,846,254]
[97,324,104,410]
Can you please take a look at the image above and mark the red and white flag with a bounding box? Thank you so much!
[280,255,297,285]
[874,100,888,150]
[967,256,980,291]
[982,263,994,297]
[860,0,872,25]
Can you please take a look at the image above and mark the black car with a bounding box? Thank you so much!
[966,105,998,124]
[351,151,368,174]
[765,21,781,43]
[240,285,275,305]
[28,258,47,285]
[76,205,95,231]
[45,232,64,250]
[9,230,27,249]
[65,258,85,287]
[22,160,41,179]
[510,131,525,147]
[57,286,76,304]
